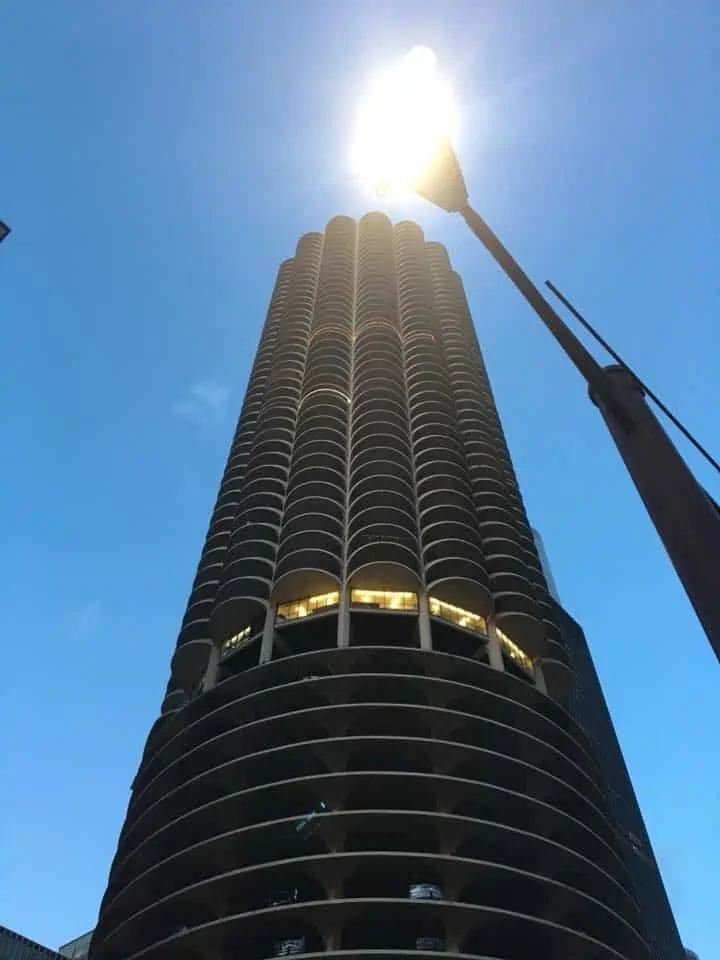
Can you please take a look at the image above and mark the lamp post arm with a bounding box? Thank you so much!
[458,202,720,662]
[459,203,633,432]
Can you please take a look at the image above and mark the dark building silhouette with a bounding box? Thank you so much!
[531,531,683,959]
[90,214,682,960]
[552,601,684,960]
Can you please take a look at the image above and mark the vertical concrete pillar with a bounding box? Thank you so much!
[322,926,341,952]
[487,618,505,673]
[260,604,276,663]
[418,591,433,650]
[337,583,351,647]
[534,659,548,695]
[202,643,220,692]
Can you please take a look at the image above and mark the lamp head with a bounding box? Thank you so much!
[352,46,464,208]
[412,135,468,212]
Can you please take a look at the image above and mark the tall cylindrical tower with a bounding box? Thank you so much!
[90,215,660,960]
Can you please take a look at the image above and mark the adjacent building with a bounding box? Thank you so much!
[0,926,61,960]
[531,532,683,959]
[89,213,684,959]
[531,527,561,603]
[552,599,683,959]
[57,932,93,960]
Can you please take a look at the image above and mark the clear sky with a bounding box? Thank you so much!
[1,1,718,955]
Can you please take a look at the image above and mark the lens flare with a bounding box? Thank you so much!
[352,46,459,199]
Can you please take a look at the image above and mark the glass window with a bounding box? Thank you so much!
[496,626,534,675]
[428,596,487,634]
[221,624,252,658]
[350,589,418,611]
[277,591,340,621]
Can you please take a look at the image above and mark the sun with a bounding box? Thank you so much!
[352,46,460,200]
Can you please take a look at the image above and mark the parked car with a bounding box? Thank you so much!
[273,936,306,956]
[409,882,444,900]
[294,800,328,837]
[267,888,299,908]
[415,936,444,951]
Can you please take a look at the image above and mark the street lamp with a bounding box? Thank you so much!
[352,48,720,663]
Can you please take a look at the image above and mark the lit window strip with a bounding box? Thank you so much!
[350,589,418,611]
[429,596,487,634]
[221,624,252,658]
[496,625,534,675]
[276,591,340,621]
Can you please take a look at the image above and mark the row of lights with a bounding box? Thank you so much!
[496,625,534,674]
[428,596,487,634]
[221,589,533,676]
[221,624,252,657]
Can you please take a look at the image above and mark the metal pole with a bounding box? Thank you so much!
[459,204,633,432]
[591,367,720,663]
[458,202,720,663]
[546,279,720,476]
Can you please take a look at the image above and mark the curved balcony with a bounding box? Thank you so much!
[350,456,413,490]
[274,548,343,586]
[351,433,412,468]
[95,638,643,960]
[280,511,344,544]
[210,578,271,642]
[352,414,409,448]
[277,530,343,565]
[284,495,344,528]
[132,652,600,810]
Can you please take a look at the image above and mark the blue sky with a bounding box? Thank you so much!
[1,1,718,954]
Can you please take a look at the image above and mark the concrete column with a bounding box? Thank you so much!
[486,618,505,673]
[321,820,346,855]
[444,917,474,955]
[322,926,341,952]
[337,584,351,647]
[418,591,433,650]
[438,824,461,856]
[436,782,462,815]
[202,643,220,692]
[259,604,276,663]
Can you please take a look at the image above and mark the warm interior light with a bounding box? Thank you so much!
[350,589,419,611]
[496,625,534,674]
[352,46,459,198]
[429,596,487,633]
[221,624,253,658]
[276,592,340,621]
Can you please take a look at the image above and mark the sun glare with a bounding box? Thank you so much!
[352,46,459,200]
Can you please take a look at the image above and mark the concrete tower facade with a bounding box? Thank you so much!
[91,215,660,960]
